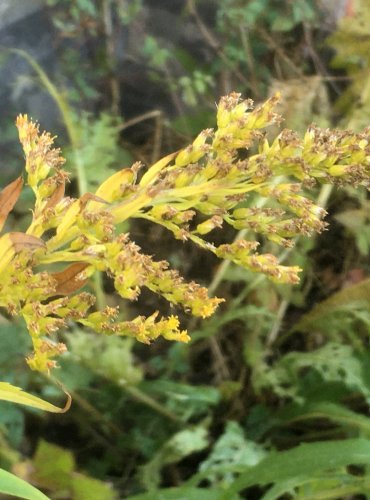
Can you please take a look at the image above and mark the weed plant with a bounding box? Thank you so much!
[1,1,370,500]
[0,89,370,498]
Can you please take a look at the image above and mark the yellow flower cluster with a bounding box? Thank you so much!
[1,93,369,372]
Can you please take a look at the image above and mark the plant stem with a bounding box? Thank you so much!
[124,384,181,423]
[93,271,106,311]
[10,48,89,195]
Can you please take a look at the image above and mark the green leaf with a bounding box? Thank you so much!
[271,16,295,32]
[262,472,370,500]
[0,382,70,413]
[144,380,220,420]
[258,342,370,402]
[140,425,209,490]
[0,401,24,447]
[294,278,370,332]
[67,331,143,386]
[277,401,370,437]
[0,323,30,366]
[222,439,370,497]
[68,112,128,191]
[127,486,239,500]
[0,467,50,500]
[71,473,116,500]
[33,440,75,490]
[199,421,266,486]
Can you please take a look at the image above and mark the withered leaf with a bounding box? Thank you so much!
[44,180,65,210]
[51,262,89,295]
[0,177,23,232]
[79,192,108,210]
[9,232,46,252]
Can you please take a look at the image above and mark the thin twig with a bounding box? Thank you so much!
[151,111,163,164]
[303,23,341,95]
[266,298,289,347]
[238,24,260,98]
[117,110,162,131]
[124,384,182,423]
[102,0,121,115]
[210,336,231,382]
[257,27,303,77]
[8,49,89,195]
[186,0,249,87]
[264,182,334,347]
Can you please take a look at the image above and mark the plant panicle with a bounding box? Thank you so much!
[1,92,369,372]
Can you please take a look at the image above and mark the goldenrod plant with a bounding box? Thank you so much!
[0,92,369,411]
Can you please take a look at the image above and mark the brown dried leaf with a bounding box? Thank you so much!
[79,192,108,210]
[44,180,65,210]
[0,177,23,232]
[51,262,89,295]
[9,232,46,252]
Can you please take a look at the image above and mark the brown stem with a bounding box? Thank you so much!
[186,0,249,87]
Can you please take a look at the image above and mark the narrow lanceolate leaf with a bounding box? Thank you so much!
[44,180,65,210]
[0,467,50,500]
[50,262,89,295]
[0,176,23,232]
[0,382,71,413]
[9,232,46,252]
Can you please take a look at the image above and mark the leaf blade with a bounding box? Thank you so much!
[0,467,50,500]
[9,232,46,252]
[223,439,370,497]
[294,278,370,332]
[50,262,89,295]
[0,381,71,413]
[0,177,23,232]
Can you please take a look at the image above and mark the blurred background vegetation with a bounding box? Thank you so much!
[1,0,370,498]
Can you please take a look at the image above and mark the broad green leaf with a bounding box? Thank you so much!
[262,472,370,500]
[258,342,370,402]
[71,473,117,500]
[140,425,209,490]
[0,382,71,413]
[143,379,220,420]
[222,438,370,497]
[0,467,50,500]
[271,16,294,32]
[67,331,143,386]
[199,421,266,486]
[127,486,239,500]
[294,278,370,332]
[27,440,116,498]
[0,401,24,448]
[33,440,75,490]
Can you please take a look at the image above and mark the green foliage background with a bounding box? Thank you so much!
[1,0,370,499]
